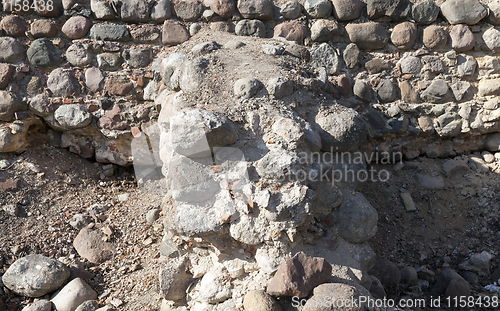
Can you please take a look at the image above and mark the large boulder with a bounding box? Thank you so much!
[0,91,27,121]
[2,254,70,297]
[315,105,368,152]
[345,23,389,50]
[335,189,378,243]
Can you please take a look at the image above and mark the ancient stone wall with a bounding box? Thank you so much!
[2,0,500,164]
[2,0,500,308]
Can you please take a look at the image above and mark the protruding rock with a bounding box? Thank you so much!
[121,0,150,22]
[391,22,417,50]
[400,81,420,103]
[310,19,339,42]
[54,104,92,129]
[267,252,332,298]
[273,21,308,44]
[450,24,474,52]
[47,69,80,97]
[51,278,97,311]
[173,0,203,21]
[267,77,294,99]
[332,0,363,21]
[310,43,340,75]
[162,20,189,45]
[412,0,440,24]
[441,0,487,25]
[345,23,389,50]
[304,0,332,18]
[420,79,452,103]
[377,79,397,103]
[61,16,92,39]
[335,189,378,243]
[73,228,116,263]
[66,43,93,67]
[235,19,266,37]
[30,19,58,38]
[343,43,361,69]
[280,1,301,19]
[488,1,500,25]
[423,25,447,50]
[151,0,172,22]
[27,38,60,68]
[400,55,422,74]
[1,15,26,37]
[316,104,368,152]
[303,283,366,310]
[89,24,130,41]
[0,91,27,121]
[353,79,372,103]
[234,78,262,99]
[483,27,500,52]
[367,0,410,21]
[0,64,14,89]
[237,0,273,20]
[159,256,193,301]
[243,290,282,311]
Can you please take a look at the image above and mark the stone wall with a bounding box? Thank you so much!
[1,0,500,164]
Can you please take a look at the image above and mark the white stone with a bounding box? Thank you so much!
[51,278,97,311]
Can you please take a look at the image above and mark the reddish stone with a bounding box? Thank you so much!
[450,24,475,52]
[73,228,116,264]
[209,0,235,19]
[338,75,352,97]
[273,22,308,44]
[97,104,128,130]
[162,20,189,46]
[106,78,134,96]
[0,178,20,191]
[1,15,26,37]
[131,126,141,137]
[267,252,332,298]
[31,19,58,38]
[61,16,92,39]
[0,64,14,89]
[423,25,447,50]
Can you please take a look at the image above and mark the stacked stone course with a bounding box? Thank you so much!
[0,0,499,163]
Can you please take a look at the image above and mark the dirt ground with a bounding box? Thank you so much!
[0,131,166,310]
[359,155,500,302]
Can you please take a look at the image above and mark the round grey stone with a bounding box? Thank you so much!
[66,43,93,67]
[310,43,340,75]
[400,55,422,74]
[377,79,397,103]
[235,19,266,37]
[304,0,332,18]
[0,37,24,63]
[280,1,302,19]
[234,78,262,99]
[27,38,61,68]
[353,80,372,102]
[54,104,92,129]
[345,23,389,50]
[2,254,70,297]
[412,0,440,24]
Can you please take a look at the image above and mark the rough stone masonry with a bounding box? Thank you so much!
[2,0,500,309]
